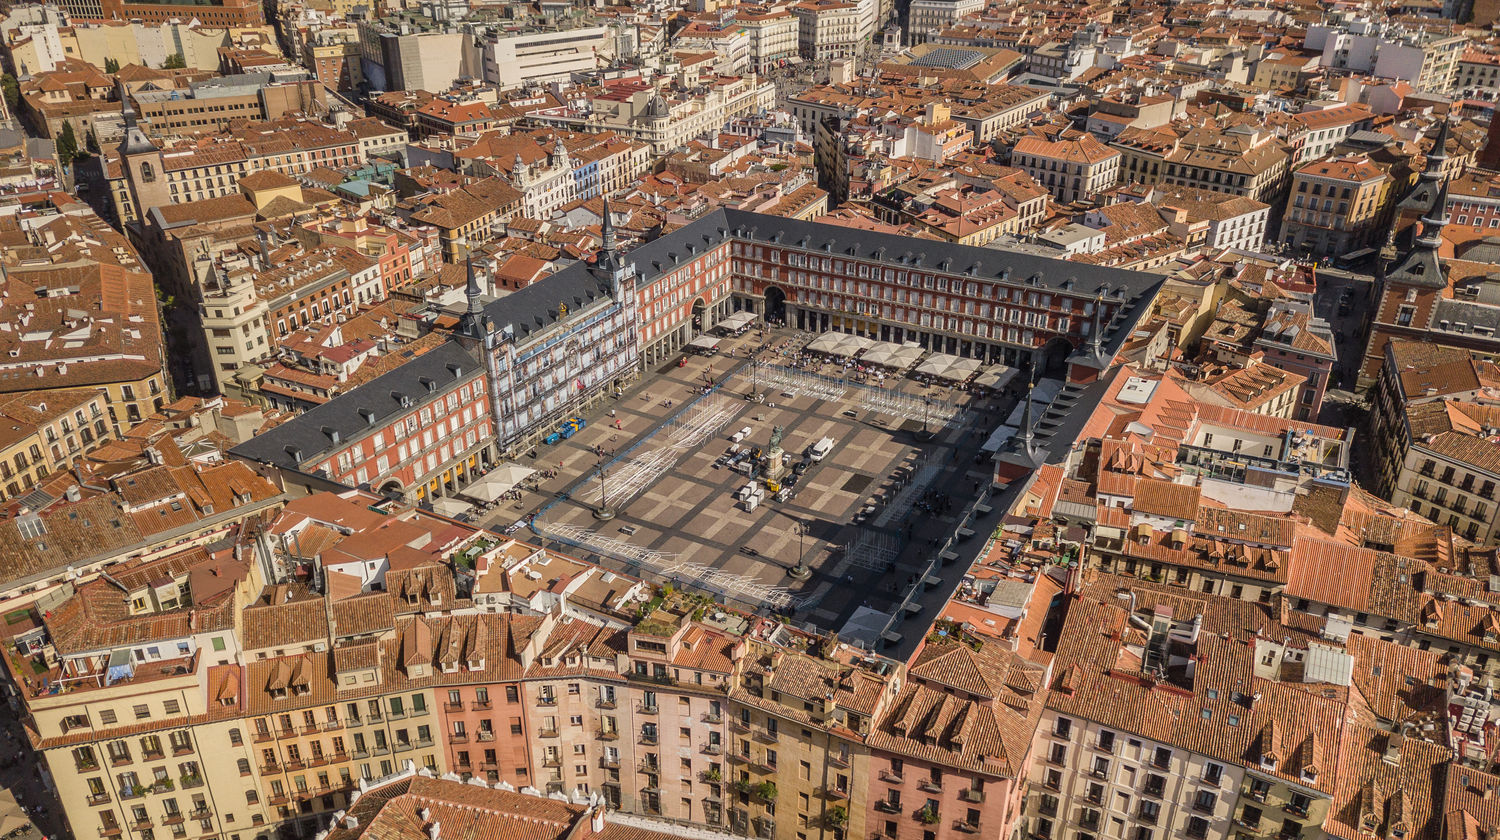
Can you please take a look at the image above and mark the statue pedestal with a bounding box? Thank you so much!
[764,446,787,483]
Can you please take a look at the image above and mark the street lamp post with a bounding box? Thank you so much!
[788,519,810,580]
[593,457,615,521]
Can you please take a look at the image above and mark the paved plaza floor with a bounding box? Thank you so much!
[477,327,1015,634]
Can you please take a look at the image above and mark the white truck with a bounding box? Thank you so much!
[808,437,834,463]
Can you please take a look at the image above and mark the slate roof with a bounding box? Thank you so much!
[230,342,482,472]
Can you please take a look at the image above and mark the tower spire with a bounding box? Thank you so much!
[1089,293,1104,355]
[601,196,617,254]
[1018,372,1037,449]
[465,248,483,318]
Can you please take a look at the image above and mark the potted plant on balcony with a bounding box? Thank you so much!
[734,779,754,796]
[705,768,722,783]
[919,806,940,825]
[826,807,848,828]
[754,782,778,802]
[180,773,202,788]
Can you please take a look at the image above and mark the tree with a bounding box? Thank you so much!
[0,73,17,115]
[162,53,186,70]
[104,57,119,73]
[55,120,77,163]
[85,128,99,154]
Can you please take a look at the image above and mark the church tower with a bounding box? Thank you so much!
[592,198,632,301]
[1360,179,1452,386]
[116,81,169,226]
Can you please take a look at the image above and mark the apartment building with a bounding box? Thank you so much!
[0,230,169,434]
[1279,155,1392,259]
[792,0,860,61]
[735,6,800,73]
[1011,134,1122,204]
[1368,340,1500,545]
[477,25,612,89]
[907,0,984,44]
[0,389,116,501]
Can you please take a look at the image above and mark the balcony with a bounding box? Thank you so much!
[260,762,281,774]
[953,822,980,834]
[597,698,617,710]
[918,780,943,795]
[1235,816,1261,830]
[1038,800,1058,818]
[268,793,290,806]
[1079,815,1100,831]
[110,755,133,768]
[638,762,661,774]
[172,743,194,757]
[879,770,903,784]
[98,826,123,838]
[188,808,211,821]
[449,733,470,745]
[477,731,496,742]
[142,750,166,762]
[639,703,659,715]
[180,776,204,790]
[703,712,723,724]
[959,788,985,804]
[538,728,559,738]
[702,743,723,755]
[1193,801,1215,815]
[597,730,620,741]
[444,702,465,713]
[600,757,621,770]
[1285,803,1309,818]
[730,720,752,734]
[753,728,778,744]
[129,819,154,832]
[820,786,850,800]
[87,793,111,806]
[543,756,563,768]
[639,734,659,746]
[1092,739,1115,754]
[829,753,850,769]
[163,813,185,826]
[322,719,343,732]
[875,800,902,814]
[472,700,492,711]
[415,736,434,750]
[537,696,558,707]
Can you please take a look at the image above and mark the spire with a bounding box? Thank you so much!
[1419,179,1450,242]
[118,78,138,128]
[601,196,616,253]
[1423,118,1450,179]
[1089,293,1104,355]
[116,78,158,157]
[1018,373,1036,449]
[465,249,483,318]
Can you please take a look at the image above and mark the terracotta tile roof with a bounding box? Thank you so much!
[242,588,329,652]
[331,592,396,639]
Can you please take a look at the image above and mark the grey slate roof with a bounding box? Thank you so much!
[480,261,613,341]
[230,341,482,473]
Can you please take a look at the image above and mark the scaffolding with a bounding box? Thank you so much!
[751,363,849,402]
[544,522,678,569]
[660,561,805,611]
[843,531,903,572]
[873,461,941,528]
[596,392,745,509]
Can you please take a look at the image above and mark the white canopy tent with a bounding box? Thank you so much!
[860,341,925,370]
[972,365,1019,392]
[914,353,982,382]
[806,332,875,358]
[431,497,472,518]
[685,334,721,353]
[460,463,537,502]
[717,311,758,333]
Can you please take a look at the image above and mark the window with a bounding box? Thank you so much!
[133,705,150,721]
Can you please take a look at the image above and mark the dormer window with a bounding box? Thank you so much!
[1261,757,1277,771]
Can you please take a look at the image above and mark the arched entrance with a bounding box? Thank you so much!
[691,298,707,335]
[378,479,405,499]
[765,286,787,324]
[1037,336,1075,377]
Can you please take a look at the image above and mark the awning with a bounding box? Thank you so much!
[717,311,757,332]
[859,341,925,370]
[460,463,535,502]
[806,332,875,358]
[432,497,471,518]
[686,334,721,352]
[914,353,982,381]
[972,365,1018,391]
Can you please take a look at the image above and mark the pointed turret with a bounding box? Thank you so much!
[1421,118,1450,181]
[115,79,158,157]
[1387,179,1450,291]
[460,245,487,338]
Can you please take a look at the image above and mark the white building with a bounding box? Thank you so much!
[907,0,983,44]
[792,0,860,61]
[735,7,800,73]
[478,25,612,90]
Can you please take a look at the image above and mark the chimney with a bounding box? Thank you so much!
[590,806,606,833]
[426,822,441,840]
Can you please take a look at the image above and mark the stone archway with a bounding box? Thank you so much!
[764,286,787,324]
[692,298,707,335]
